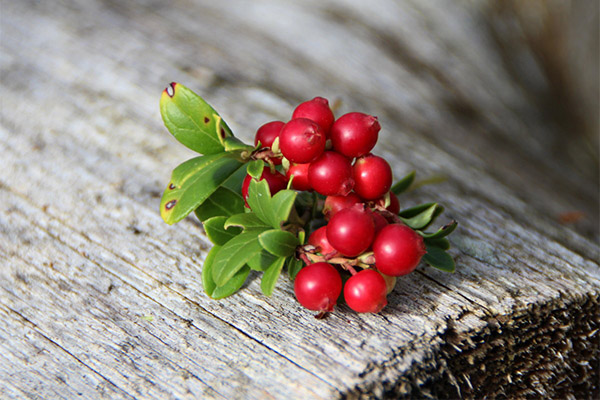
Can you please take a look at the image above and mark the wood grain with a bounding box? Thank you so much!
[1,0,598,398]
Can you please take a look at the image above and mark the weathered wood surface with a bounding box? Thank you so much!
[1,0,598,399]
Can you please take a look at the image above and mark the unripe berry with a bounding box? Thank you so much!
[353,154,392,200]
[286,163,312,191]
[373,224,426,276]
[308,226,339,257]
[323,193,362,220]
[344,269,388,313]
[241,169,288,208]
[292,97,334,137]
[279,118,326,164]
[308,151,354,196]
[294,262,342,312]
[254,121,284,165]
[330,112,380,158]
[326,205,375,257]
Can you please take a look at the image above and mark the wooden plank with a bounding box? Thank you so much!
[0,0,598,398]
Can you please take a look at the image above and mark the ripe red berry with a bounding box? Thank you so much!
[371,211,389,235]
[322,192,362,220]
[254,120,284,165]
[241,168,288,208]
[344,269,388,313]
[373,224,426,276]
[326,205,375,257]
[330,112,380,158]
[286,163,312,191]
[292,97,335,137]
[294,262,342,312]
[387,192,400,214]
[308,151,354,196]
[279,118,326,164]
[353,154,392,200]
[308,226,339,257]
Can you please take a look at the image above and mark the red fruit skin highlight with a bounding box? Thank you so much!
[292,97,335,137]
[353,154,393,200]
[279,118,326,164]
[308,151,354,196]
[373,224,426,276]
[286,163,312,191]
[326,205,375,257]
[344,269,388,313]
[330,112,380,158]
[294,262,342,312]
[241,169,288,208]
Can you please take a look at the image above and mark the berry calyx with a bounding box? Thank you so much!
[308,151,354,196]
[241,169,288,208]
[294,262,342,312]
[254,120,284,165]
[344,269,388,313]
[292,97,335,137]
[373,224,426,276]
[353,154,393,200]
[326,205,375,257]
[279,118,326,164]
[330,112,380,158]
[323,193,362,220]
[286,163,312,191]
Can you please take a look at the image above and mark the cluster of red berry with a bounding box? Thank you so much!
[242,97,427,314]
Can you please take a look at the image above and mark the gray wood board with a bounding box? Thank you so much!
[1,0,598,399]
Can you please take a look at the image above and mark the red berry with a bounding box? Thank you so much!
[387,192,400,214]
[292,97,334,137]
[373,224,426,276]
[308,151,354,196]
[294,262,342,312]
[330,112,380,158]
[279,118,326,164]
[344,269,388,313]
[241,168,288,208]
[254,121,284,165]
[371,211,388,235]
[323,193,362,220]
[353,154,392,200]
[326,205,375,257]
[286,163,312,191]
[308,226,339,257]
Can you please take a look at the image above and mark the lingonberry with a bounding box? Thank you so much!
[308,226,339,257]
[370,211,389,235]
[326,205,375,257]
[241,168,288,208]
[387,192,400,214]
[279,118,326,164]
[254,120,284,164]
[344,269,388,313]
[308,151,354,196]
[294,262,342,312]
[373,224,426,276]
[353,154,392,200]
[330,112,380,158]
[322,192,362,220]
[292,97,335,137]
[286,163,312,191]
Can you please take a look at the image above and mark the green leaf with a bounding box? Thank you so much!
[261,257,286,296]
[286,257,303,280]
[269,190,298,229]
[211,266,250,299]
[247,160,265,179]
[221,163,248,194]
[160,153,243,224]
[212,229,267,286]
[223,136,254,154]
[399,203,439,230]
[195,186,245,222]
[224,213,270,231]
[160,82,233,154]
[247,250,278,271]
[424,237,450,250]
[258,229,299,258]
[398,202,437,218]
[391,171,415,195]
[203,216,242,246]
[201,245,221,297]
[419,220,458,239]
[423,246,455,272]
[246,178,275,225]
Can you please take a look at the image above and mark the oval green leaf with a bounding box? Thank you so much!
[391,171,415,195]
[400,203,438,230]
[203,216,242,246]
[261,257,286,296]
[195,187,245,222]
[160,82,233,154]
[212,229,267,286]
[225,212,270,231]
[423,246,455,273]
[258,229,299,258]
